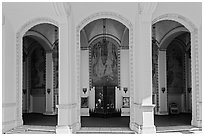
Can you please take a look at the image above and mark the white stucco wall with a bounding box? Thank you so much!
[2,15,17,132]
[152,2,202,28]
[2,2,202,133]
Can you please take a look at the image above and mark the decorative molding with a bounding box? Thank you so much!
[152,14,196,33]
[80,46,89,50]
[57,103,77,109]
[152,43,159,113]
[121,46,129,50]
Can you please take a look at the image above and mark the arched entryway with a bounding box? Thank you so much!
[80,18,130,127]
[151,16,199,131]
[22,23,59,126]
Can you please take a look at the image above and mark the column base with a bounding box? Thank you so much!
[71,122,81,133]
[56,125,72,134]
[43,111,57,115]
[156,111,168,115]
[191,119,202,128]
[16,118,23,126]
[129,122,156,134]
[129,122,141,133]
[141,126,156,134]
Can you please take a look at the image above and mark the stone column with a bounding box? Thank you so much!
[158,50,168,115]
[55,3,77,134]
[56,19,72,133]
[44,51,54,115]
[130,3,157,134]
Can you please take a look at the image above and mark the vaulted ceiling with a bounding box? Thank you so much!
[24,23,58,52]
[153,20,190,50]
[81,18,129,47]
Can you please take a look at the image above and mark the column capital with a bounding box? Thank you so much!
[56,103,77,109]
[159,48,166,51]
[46,50,53,54]
[133,103,155,110]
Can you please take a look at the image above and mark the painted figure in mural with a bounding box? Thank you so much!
[96,46,106,78]
[167,45,183,88]
[92,39,118,86]
[31,47,45,88]
[104,42,113,78]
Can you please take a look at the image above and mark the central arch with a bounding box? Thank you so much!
[75,12,134,131]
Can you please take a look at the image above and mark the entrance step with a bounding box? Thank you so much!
[156,126,202,134]
[5,125,56,134]
[77,127,135,134]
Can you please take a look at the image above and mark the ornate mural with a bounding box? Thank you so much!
[31,46,45,88]
[167,41,184,92]
[91,39,118,87]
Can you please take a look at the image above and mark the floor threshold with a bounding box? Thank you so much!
[27,128,56,133]
[157,127,202,133]
[77,127,135,134]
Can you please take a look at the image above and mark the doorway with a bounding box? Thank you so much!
[152,20,192,131]
[22,23,58,126]
[80,18,130,128]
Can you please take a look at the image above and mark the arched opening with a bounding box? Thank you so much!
[80,18,130,128]
[152,20,192,131]
[22,23,59,126]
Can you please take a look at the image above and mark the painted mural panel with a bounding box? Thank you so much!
[167,42,184,93]
[31,47,45,89]
[91,40,118,86]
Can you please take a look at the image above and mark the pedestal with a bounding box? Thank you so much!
[56,125,72,134]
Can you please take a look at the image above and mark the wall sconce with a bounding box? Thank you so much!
[188,88,192,93]
[124,87,128,93]
[162,87,165,93]
[23,89,26,94]
[83,88,87,94]
[47,88,51,94]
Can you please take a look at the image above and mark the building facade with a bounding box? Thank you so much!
[2,2,202,134]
